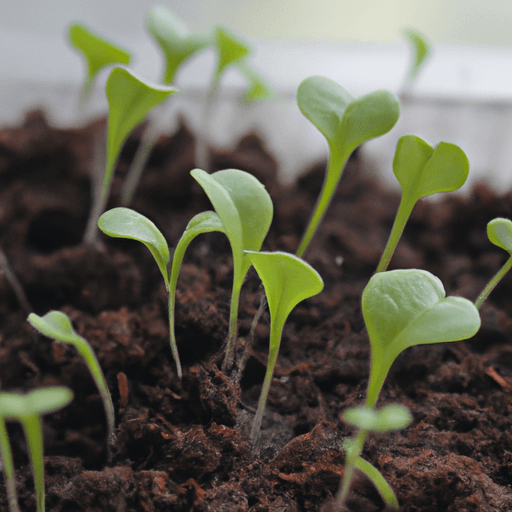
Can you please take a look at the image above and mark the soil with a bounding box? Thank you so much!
[1,110,512,512]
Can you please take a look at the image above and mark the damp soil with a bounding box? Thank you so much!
[1,110,512,511]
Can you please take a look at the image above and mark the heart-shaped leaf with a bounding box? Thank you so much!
[98,207,170,288]
[363,269,480,407]
[146,6,210,84]
[68,23,131,97]
[343,404,412,433]
[296,76,399,256]
[0,388,73,419]
[103,67,178,200]
[487,217,512,254]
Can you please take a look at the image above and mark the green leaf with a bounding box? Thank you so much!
[213,26,250,83]
[0,388,73,419]
[296,76,400,256]
[68,23,131,97]
[343,404,412,433]
[146,6,210,85]
[103,67,178,200]
[487,217,512,254]
[404,29,431,83]
[236,60,274,102]
[363,269,481,407]
[245,251,323,443]
[98,207,170,288]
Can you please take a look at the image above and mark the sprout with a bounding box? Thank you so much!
[68,23,131,100]
[475,217,512,309]
[376,135,470,273]
[27,311,116,461]
[82,67,178,245]
[402,29,431,95]
[0,387,73,512]
[244,251,324,444]
[296,76,400,257]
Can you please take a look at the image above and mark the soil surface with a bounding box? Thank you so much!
[1,110,512,512]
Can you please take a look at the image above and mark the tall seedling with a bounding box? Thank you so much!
[296,76,400,257]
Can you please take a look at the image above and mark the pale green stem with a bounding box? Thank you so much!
[296,148,349,258]
[0,417,21,512]
[20,415,45,512]
[222,278,242,373]
[0,247,31,314]
[375,197,414,274]
[475,255,512,310]
[250,319,284,444]
[167,289,183,379]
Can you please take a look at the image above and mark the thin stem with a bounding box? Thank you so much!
[222,279,242,373]
[475,255,512,309]
[21,415,45,512]
[167,291,183,379]
[0,248,31,314]
[0,417,21,512]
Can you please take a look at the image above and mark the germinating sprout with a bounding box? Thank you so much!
[0,387,73,512]
[27,311,116,461]
[296,76,400,257]
[375,134,469,273]
[244,251,324,444]
[402,29,431,95]
[475,217,512,309]
[68,23,131,101]
[82,66,178,245]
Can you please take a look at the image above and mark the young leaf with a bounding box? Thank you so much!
[475,218,512,309]
[363,269,480,407]
[296,76,400,256]
[376,135,469,272]
[27,311,116,459]
[68,23,131,97]
[244,251,324,443]
[98,207,170,289]
[146,6,210,85]
[343,404,412,433]
[0,388,73,512]
[404,29,431,86]
[191,169,273,371]
[213,26,250,84]
[236,60,274,102]
[103,67,178,200]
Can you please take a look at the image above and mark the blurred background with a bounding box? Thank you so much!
[3,0,512,187]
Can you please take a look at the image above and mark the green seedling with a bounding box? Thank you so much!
[82,66,178,245]
[27,311,116,461]
[338,404,412,509]
[0,387,73,512]
[244,251,324,444]
[376,135,469,273]
[475,217,512,309]
[0,410,21,512]
[402,29,431,95]
[296,76,400,257]
[337,268,480,507]
[68,23,131,100]
[189,169,273,372]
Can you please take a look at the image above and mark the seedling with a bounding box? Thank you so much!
[244,251,324,444]
[337,268,480,506]
[0,387,73,512]
[0,411,21,512]
[375,135,469,273]
[402,29,431,97]
[82,66,178,245]
[475,217,512,309]
[296,76,400,256]
[27,311,116,461]
[68,23,131,101]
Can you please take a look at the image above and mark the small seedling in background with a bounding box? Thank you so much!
[244,251,324,444]
[82,66,178,245]
[401,29,431,98]
[337,268,480,506]
[0,387,73,512]
[189,169,273,372]
[296,76,400,257]
[375,135,469,273]
[68,23,131,104]
[475,217,512,309]
[28,311,116,461]
[0,412,21,512]
[338,404,412,509]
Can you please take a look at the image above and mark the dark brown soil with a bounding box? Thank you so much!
[1,110,512,511]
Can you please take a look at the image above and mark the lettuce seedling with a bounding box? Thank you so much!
[296,76,400,257]
[402,29,431,96]
[244,251,324,444]
[82,66,178,245]
[338,404,412,509]
[475,217,512,309]
[0,387,73,512]
[375,135,469,273]
[68,23,131,100]
[27,311,116,461]
[0,411,21,512]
